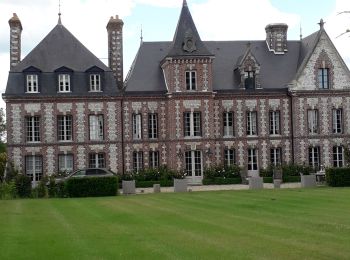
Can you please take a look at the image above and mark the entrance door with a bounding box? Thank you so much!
[185,150,203,184]
[247,148,259,177]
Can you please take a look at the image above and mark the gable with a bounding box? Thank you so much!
[293,31,350,90]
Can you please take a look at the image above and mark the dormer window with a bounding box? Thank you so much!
[185,71,196,90]
[318,68,329,89]
[90,74,101,92]
[244,71,255,89]
[26,75,38,93]
[58,74,71,92]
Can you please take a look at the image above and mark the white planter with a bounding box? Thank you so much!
[122,180,136,194]
[273,179,282,188]
[174,178,188,192]
[301,175,316,188]
[153,184,161,193]
[248,177,263,189]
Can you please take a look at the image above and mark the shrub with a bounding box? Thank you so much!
[66,176,118,197]
[36,178,48,198]
[202,177,242,185]
[136,180,173,188]
[0,181,17,200]
[15,174,32,198]
[204,164,241,180]
[326,168,350,187]
[263,177,273,183]
[283,175,301,183]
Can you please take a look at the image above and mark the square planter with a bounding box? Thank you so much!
[301,175,316,188]
[122,180,136,194]
[174,178,188,192]
[273,179,282,188]
[249,177,263,190]
[153,184,161,193]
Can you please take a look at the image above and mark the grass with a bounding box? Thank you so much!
[1,188,350,259]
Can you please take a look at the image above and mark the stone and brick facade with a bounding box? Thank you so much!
[4,2,350,184]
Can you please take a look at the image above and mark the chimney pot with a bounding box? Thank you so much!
[265,23,288,54]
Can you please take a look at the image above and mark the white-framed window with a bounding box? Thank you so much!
[90,74,101,92]
[332,108,343,134]
[132,114,142,140]
[185,150,202,177]
[58,74,71,92]
[318,68,329,89]
[333,146,344,167]
[149,151,159,169]
[247,148,258,171]
[269,110,280,135]
[185,71,197,90]
[89,115,104,141]
[223,112,234,136]
[26,116,40,142]
[224,148,235,167]
[133,151,143,172]
[270,147,282,166]
[184,112,201,137]
[308,109,318,134]
[246,111,257,136]
[58,154,73,174]
[309,146,320,170]
[58,115,72,141]
[244,71,255,89]
[26,74,39,93]
[89,153,105,168]
[25,155,43,181]
[148,113,158,139]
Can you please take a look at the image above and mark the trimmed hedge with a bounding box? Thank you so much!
[15,174,32,198]
[283,176,301,183]
[263,177,273,183]
[65,176,118,197]
[326,168,350,187]
[203,177,242,185]
[136,180,173,188]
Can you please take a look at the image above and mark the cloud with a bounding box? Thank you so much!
[135,0,181,8]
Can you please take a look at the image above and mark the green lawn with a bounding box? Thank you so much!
[1,188,350,259]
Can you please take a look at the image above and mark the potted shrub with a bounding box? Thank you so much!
[173,171,187,192]
[121,172,136,194]
[273,165,283,188]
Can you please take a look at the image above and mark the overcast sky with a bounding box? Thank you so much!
[1,0,350,109]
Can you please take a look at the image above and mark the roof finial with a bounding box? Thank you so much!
[58,0,62,25]
[300,23,303,40]
[246,41,251,49]
[140,24,143,45]
[318,18,325,30]
[183,0,188,7]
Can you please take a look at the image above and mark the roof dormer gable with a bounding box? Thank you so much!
[54,66,73,73]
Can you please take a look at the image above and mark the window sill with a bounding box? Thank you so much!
[88,90,103,93]
[26,141,41,144]
[25,92,40,94]
[57,91,72,93]
[246,135,258,138]
[184,136,202,139]
[58,140,73,143]
[223,135,235,138]
[269,134,281,137]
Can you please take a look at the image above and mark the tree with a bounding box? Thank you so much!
[0,108,6,153]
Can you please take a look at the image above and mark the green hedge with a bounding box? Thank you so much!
[65,176,118,197]
[283,176,301,183]
[136,180,173,188]
[203,177,242,185]
[326,168,350,187]
[15,174,32,198]
[263,177,273,183]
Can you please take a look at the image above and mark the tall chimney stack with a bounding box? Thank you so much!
[265,23,288,54]
[106,15,124,89]
[8,13,23,69]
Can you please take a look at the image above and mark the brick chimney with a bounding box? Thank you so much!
[8,13,23,69]
[106,15,124,89]
[265,23,288,54]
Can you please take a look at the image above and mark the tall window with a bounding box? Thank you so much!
[244,71,255,89]
[148,113,158,139]
[58,115,72,141]
[270,147,282,166]
[133,114,142,140]
[90,74,101,92]
[89,115,104,141]
[247,148,258,171]
[184,112,201,137]
[58,154,73,174]
[149,151,159,169]
[308,147,320,170]
[26,116,40,142]
[308,109,318,134]
[246,111,257,136]
[223,112,234,136]
[25,155,43,181]
[318,68,329,89]
[332,108,343,134]
[269,111,280,135]
[224,148,235,167]
[133,151,143,172]
[26,74,38,93]
[89,153,105,168]
[333,146,344,167]
[58,74,70,92]
[185,150,202,177]
[185,71,197,90]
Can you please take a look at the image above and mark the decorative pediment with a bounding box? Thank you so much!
[86,66,104,73]
[23,66,41,73]
[54,66,73,73]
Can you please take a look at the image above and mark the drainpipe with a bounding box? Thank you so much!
[288,90,295,164]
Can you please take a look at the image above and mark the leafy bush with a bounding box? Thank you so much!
[0,181,17,199]
[283,176,301,183]
[132,166,177,182]
[202,177,242,185]
[65,176,118,197]
[0,152,7,183]
[263,177,273,183]
[204,164,241,180]
[15,174,32,198]
[136,180,173,188]
[326,168,350,187]
[282,164,314,177]
[32,178,48,198]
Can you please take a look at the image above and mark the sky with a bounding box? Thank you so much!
[1,0,350,110]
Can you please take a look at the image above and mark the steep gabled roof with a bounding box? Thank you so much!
[12,23,110,72]
[166,0,212,57]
